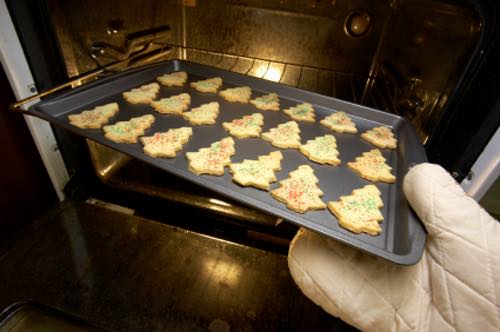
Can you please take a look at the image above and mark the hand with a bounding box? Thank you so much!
[288,163,500,332]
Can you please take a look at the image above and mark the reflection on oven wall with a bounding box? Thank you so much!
[46,0,479,143]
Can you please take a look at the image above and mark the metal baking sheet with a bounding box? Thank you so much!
[27,60,427,265]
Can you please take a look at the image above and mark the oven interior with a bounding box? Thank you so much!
[26,0,484,244]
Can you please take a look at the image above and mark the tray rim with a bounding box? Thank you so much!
[28,59,428,265]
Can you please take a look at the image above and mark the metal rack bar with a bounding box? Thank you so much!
[373,84,391,112]
[273,63,284,82]
[213,52,225,67]
[228,57,240,71]
[384,81,395,104]
[370,92,380,110]
[168,43,360,77]
[360,2,397,104]
[261,61,271,78]
[350,76,357,103]
[10,59,121,112]
[245,58,256,75]
[279,64,288,84]
[296,66,304,88]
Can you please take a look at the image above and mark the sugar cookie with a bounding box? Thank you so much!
[150,93,191,115]
[190,77,223,93]
[223,113,264,138]
[122,83,160,104]
[219,86,252,103]
[361,126,397,149]
[271,165,326,213]
[327,185,384,236]
[261,121,301,149]
[68,102,119,129]
[103,114,155,144]
[320,111,357,134]
[229,151,283,190]
[299,134,340,166]
[141,127,193,158]
[347,149,395,183]
[157,71,188,87]
[186,137,235,176]
[250,93,280,111]
[183,102,220,125]
[283,102,315,122]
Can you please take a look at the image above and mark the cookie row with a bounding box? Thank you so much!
[68,97,395,152]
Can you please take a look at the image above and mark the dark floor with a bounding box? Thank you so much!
[0,201,356,331]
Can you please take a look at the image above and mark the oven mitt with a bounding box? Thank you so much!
[288,163,500,332]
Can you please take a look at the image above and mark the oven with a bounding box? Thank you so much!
[0,0,499,330]
[6,0,500,223]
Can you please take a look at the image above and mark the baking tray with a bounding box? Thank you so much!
[27,60,427,265]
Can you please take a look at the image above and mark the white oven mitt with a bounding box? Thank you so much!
[288,163,500,332]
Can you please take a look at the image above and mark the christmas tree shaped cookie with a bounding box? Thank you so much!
[261,121,301,149]
[299,134,340,166]
[150,93,191,115]
[348,149,395,183]
[122,83,160,104]
[103,114,155,144]
[229,151,283,190]
[219,86,252,103]
[223,113,264,138]
[271,165,326,213]
[156,71,188,87]
[68,102,119,129]
[186,137,235,176]
[250,93,280,111]
[183,102,220,125]
[361,126,397,149]
[141,127,193,158]
[320,111,357,134]
[190,77,223,93]
[283,103,315,122]
[328,185,384,236]
[258,151,283,171]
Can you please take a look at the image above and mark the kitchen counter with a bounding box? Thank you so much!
[0,201,356,331]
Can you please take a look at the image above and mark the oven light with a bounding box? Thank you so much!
[264,67,283,82]
[209,198,232,207]
[253,63,283,82]
[253,63,268,78]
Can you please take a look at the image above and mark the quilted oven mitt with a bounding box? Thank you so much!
[288,163,500,332]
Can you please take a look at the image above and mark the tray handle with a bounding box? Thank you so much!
[9,67,106,113]
[9,47,172,112]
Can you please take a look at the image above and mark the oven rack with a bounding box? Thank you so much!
[165,44,394,113]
